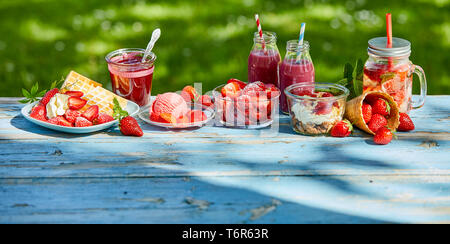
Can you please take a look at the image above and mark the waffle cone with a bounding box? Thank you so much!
[344,91,400,135]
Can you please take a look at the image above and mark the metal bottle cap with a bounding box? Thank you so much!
[368,37,411,57]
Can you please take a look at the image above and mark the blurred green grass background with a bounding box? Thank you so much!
[0,0,449,96]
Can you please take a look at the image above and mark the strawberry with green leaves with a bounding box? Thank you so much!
[330,120,353,137]
[373,127,396,145]
[372,98,391,116]
[113,98,143,137]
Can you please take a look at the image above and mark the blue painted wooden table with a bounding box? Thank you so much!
[0,96,449,224]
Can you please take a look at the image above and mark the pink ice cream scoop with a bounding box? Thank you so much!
[151,92,189,118]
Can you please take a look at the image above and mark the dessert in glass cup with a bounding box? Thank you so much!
[284,83,349,136]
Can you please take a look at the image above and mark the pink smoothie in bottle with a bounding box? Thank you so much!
[248,32,281,87]
[105,48,156,106]
[279,41,315,113]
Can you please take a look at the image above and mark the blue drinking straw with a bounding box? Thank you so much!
[296,23,306,63]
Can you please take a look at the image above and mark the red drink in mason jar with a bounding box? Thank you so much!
[105,48,156,106]
[363,37,426,113]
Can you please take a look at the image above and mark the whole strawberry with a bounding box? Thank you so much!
[40,88,59,106]
[120,116,143,137]
[362,102,372,124]
[113,98,143,137]
[373,127,394,145]
[368,114,388,133]
[371,98,390,116]
[330,120,353,137]
[398,113,415,131]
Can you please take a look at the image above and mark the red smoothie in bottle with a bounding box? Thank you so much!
[106,48,156,106]
[248,31,281,87]
[279,41,315,113]
[248,50,281,86]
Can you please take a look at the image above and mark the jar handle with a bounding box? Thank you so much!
[411,64,427,110]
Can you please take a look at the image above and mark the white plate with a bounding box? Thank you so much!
[138,98,215,129]
[21,101,139,134]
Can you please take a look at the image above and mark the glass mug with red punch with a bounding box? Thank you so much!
[363,37,427,113]
[105,48,156,107]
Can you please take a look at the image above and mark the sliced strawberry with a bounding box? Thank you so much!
[56,116,73,127]
[227,78,247,89]
[30,104,47,121]
[94,113,114,125]
[160,113,177,124]
[48,117,60,125]
[68,96,87,110]
[64,90,84,97]
[182,86,199,101]
[221,82,241,98]
[82,105,99,122]
[64,109,82,123]
[40,88,59,106]
[314,101,333,115]
[199,95,213,107]
[74,117,93,127]
[188,110,207,123]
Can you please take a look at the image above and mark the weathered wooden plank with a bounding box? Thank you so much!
[0,176,448,224]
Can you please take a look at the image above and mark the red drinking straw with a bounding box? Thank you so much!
[254,14,266,52]
[386,13,393,68]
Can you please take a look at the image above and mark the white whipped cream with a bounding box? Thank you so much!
[46,93,69,119]
[291,102,339,125]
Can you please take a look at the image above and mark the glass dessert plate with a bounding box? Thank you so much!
[21,100,140,134]
[138,97,215,129]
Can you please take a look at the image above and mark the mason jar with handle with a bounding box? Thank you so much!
[363,37,426,113]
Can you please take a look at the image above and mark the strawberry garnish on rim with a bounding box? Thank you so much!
[182,86,200,102]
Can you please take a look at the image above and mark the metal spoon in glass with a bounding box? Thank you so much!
[142,28,161,62]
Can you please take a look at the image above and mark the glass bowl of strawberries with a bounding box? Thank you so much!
[284,83,349,136]
[213,79,281,129]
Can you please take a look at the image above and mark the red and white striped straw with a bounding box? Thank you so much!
[254,14,266,51]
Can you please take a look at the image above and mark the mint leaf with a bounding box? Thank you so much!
[112,97,128,120]
[351,58,364,98]
[22,88,31,98]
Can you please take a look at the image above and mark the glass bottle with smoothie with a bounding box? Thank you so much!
[279,40,315,113]
[363,37,426,113]
[248,31,281,87]
[105,48,156,106]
